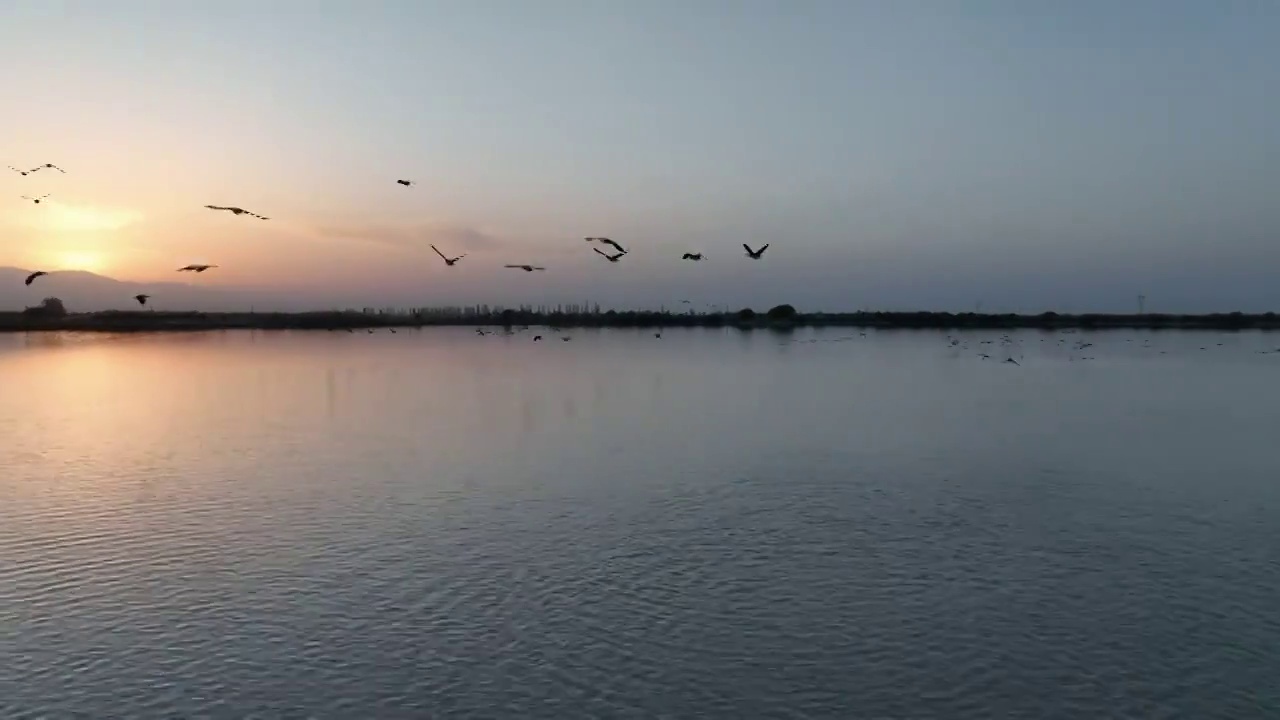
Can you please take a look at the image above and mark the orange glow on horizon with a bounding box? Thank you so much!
[24,201,144,234]
[53,250,109,275]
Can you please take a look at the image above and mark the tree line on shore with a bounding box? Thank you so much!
[4,296,1280,331]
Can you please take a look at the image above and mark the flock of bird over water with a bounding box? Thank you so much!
[9,165,770,306]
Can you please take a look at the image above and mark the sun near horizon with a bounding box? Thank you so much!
[54,250,109,275]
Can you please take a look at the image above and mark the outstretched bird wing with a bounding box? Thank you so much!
[32,164,65,173]
[758,244,769,254]
[430,244,449,261]
[593,247,610,259]
[743,244,754,254]
[24,271,45,285]
[600,238,626,253]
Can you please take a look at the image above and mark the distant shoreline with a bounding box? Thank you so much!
[3,308,1280,332]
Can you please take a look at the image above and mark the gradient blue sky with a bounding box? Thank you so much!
[2,0,1278,312]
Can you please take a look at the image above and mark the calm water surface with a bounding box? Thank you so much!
[1,327,1278,718]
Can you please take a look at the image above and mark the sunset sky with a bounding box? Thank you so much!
[3,1,1279,312]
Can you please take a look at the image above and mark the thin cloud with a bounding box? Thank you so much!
[315,223,507,252]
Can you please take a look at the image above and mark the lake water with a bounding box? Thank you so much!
[1,327,1278,718]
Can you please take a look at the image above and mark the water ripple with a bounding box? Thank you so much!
[1,329,1278,718]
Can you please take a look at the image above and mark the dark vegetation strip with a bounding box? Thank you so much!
[4,299,1280,332]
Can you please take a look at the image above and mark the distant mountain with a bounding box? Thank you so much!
[0,267,287,313]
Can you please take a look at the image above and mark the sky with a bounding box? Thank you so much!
[2,0,1279,313]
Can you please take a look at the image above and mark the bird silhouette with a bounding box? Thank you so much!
[135,294,150,305]
[177,264,218,272]
[586,237,627,254]
[20,194,50,204]
[505,264,546,272]
[533,335,542,341]
[743,243,769,259]
[204,205,269,219]
[396,179,415,186]
[8,163,64,175]
[431,244,466,266]
[593,247,625,263]
[24,271,47,286]
[681,252,704,261]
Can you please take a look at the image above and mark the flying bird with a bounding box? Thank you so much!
[29,163,65,174]
[743,244,769,259]
[24,271,47,286]
[177,264,218,272]
[20,194,50,204]
[431,244,466,266]
[586,237,627,254]
[204,205,269,219]
[135,294,150,305]
[505,264,546,272]
[593,247,625,263]
[396,179,415,186]
[681,252,704,261]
